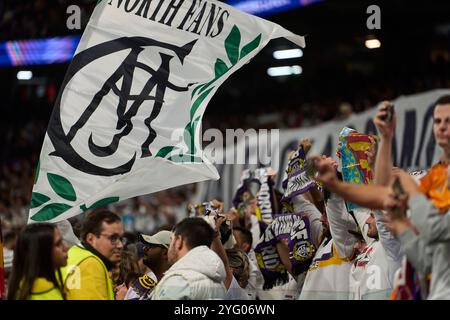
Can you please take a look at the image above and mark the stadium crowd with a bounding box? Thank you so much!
[1,0,450,301]
[3,95,450,300]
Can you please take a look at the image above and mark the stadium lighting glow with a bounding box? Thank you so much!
[267,65,302,77]
[17,70,33,80]
[273,48,303,59]
[365,38,381,49]
[0,35,80,67]
[227,0,323,17]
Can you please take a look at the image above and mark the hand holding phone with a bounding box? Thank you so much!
[383,103,394,123]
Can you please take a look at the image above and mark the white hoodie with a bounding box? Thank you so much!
[349,209,403,300]
[151,245,227,300]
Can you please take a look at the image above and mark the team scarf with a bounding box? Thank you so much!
[232,168,277,226]
[254,213,316,289]
[128,274,157,300]
[281,146,317,204]
[337,127,377,210]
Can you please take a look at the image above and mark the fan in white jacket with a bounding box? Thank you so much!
[151,245,226,299]
[151,217,227,300]
[349,209,403,299]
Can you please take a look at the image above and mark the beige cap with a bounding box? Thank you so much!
[140,230,172,248]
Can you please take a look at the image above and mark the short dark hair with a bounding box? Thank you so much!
[173,217,214,249]
[80,210,121,241]
[434,95,450,110]
[233,226,253,248]
[226,248,250,288]
[4,231,17,244]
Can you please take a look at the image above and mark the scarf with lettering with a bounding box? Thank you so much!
[233,168,277,228]
[254,213,315,289]
[281,146,317,204]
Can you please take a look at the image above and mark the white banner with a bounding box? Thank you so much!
[198,89,450,208]
[29,0,305,222]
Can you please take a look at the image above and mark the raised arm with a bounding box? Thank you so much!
[382,192,432,273]
[315,163,419,211]
[209,215,234,289]
[373,210,403,261]
[326,192,357,259]
[276,241,294,277]
[374,101,396,186]
[291,195,323,248]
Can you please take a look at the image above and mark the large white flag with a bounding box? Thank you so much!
[29,0,305,222]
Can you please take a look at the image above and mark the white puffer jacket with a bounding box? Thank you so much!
[151,245,227,300]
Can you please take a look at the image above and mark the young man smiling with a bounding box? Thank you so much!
[62,210,124,300]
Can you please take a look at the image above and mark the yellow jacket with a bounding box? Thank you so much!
[61,245,114,300]
[28,278,64,300]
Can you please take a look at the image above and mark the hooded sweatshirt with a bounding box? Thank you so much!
[349,209,403,299]
[151,245,226,300]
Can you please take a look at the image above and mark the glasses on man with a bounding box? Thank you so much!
[100,233,124,245]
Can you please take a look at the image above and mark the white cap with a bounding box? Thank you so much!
[140,230,172,248]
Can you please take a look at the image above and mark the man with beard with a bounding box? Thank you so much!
[151,217,227,300]
[124,230,172,300]
[349,211,402,299]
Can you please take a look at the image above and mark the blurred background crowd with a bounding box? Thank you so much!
[1,0,449,238]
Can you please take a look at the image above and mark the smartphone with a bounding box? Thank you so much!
[384,103,394,123]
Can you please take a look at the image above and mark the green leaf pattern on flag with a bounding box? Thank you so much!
[190,88,214,119]
[155,146,178,158]
[34,160,40,185]
[225,25,241,65]
[30,192,50,209]
[157,25,262,162]
[214,58,229,78]
[240,34,262,59]
[80,197,120,212]
[31,166,121,220]
[47,173,77,201]
[31,203,72,221]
